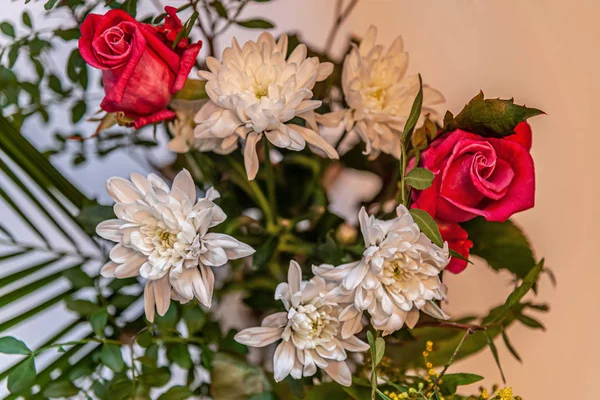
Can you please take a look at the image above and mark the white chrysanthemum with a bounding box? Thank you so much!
[96,170,254,322]
[235,261,369,386]
[195,32,339,180]
[168,99,239,155]
[313,205,450,336]
[317,26,444,159]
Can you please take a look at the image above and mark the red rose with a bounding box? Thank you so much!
[78,7,201,129]
[437,220,473,274]
[506,121,532,150]
[412,128,535,222]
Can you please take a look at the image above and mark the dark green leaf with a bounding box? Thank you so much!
[43,380,79,398]
[367,331,385,367]
[501,330,522,363]
[22,12,32,28]
[249,393,277,400]
[442,92,544,138]
[220,329,249,355]
[404,167,434,190]
[484,259,544,326]
[463,218,535,279]
[71,100,87,123]
[55,28,80,41]
[157,385,194,400]
[212,0,228,18]
[138,366,171,387]
[7,356,35,394]
[0,22,15,38]
[122,0,138,17]
[305,382,347,400]
[66,299,100,315]
[182,306,207,334]
[167,343,192,369]
[516,314,545,330]
[64,268,94,288]
[439,373,484,395]
[409,208,443,247]
[402,74,423,140]
[100,343,124,372]
[44,0,59,10]
[485,331,506,383]
[236,18,275,29]
[89,310,109,337]
[449,249,471,264]
[377,390,393,400]
[172,11,198,49]
[8,45,19,68]
[253,235,279,269]
[0,337,30,355]
[77,203,114,236]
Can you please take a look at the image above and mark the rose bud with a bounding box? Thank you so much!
[437,220,473,274]
[78,7,202,129]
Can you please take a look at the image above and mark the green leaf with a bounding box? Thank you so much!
[516,314,545,330]
[439,373,484,395]
[367,331,385,367]
[167,343,192,369]
[173,79,207,100]
[449,249,471,264]
[22,12,32,28]
[172,11,198,49]
[484,259,544,326]
[402,74,423,140]
[43,380,79,398]
[64,268,94,288]
[501,330,522,363]
[66,299,100,315]
[404,167,434,190]
[44,0,59,10]
[0,337,30,355]
[54,28,80,41]
[211,353,270,399]
[100,343,124,372]
[236,18,275,29]
[89,310,109,337]
[253,235,279,269]
[485,331,506,383]
[462,218,535,279]
[377,389,393,400]
[77,203,114,235]
[157,385,194,400]
[7,356,35,394]
[442,92,544,138]
[249,393,277,400]
[182,306,207,334]
[220,329,249,355]
[409,209,443,247]
[0,22,15,38]
[139,366,171,387]
[212,0,228,18]
[71,100,87,123]
[122,0,138,17]
[305,382,347,400]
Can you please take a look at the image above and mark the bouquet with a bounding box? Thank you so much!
[0,1,552,399]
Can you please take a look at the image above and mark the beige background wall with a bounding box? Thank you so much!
[4,0,599,398]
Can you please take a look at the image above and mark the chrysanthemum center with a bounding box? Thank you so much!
[384,256,415,284]
[154,228,177,249]
[290,304,339,348]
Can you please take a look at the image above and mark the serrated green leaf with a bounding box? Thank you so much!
[0,337,30,355]
[463,218,535,279]
[409,208,443,247]
[501,330,522,363]
[0,22,15,38]
[236,18,275,29]
[405,167,434,190]
[442,91,544,138]
[100,343,124,372]
[7,356,35,394]
[43,380,79,398]
[22,12,32,28]
[157,385,194,400]
[89,309,109,337]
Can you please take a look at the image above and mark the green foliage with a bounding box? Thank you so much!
[43,380,79,398]
[236,19,275,29]
[463,217,536,279]
[0,337,30,355]
[7,356,36,394]
[405,167,434,190]
[409,209,443,247]
[442,92,544,137]
[100,343,125,372]
[439,373,484,395]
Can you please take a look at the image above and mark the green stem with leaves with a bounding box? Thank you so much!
[263,139,277,218]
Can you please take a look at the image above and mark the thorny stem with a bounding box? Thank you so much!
[324,0,360,55]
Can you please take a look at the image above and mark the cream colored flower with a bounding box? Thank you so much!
[195,32,339,180]
[234,261,369,386]
[168,99,239,155]
[317,26,444,159]
[313,205,450,336]
[96,170,254,322]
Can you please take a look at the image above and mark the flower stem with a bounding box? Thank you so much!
[435,328,474,386]
[370,330,380,400]
[263,139,277,218]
